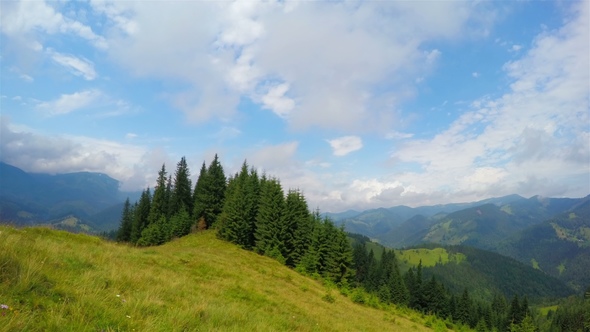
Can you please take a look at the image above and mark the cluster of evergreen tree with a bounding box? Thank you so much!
[116,155,226,245]
[543,293,590,332]
[217,161,353,284]
[116,157,353,284]
[352,243,537,331]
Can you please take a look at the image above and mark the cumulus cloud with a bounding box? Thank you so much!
[0,117,166,191]
[327,136,363,156]
[94,1,491,131]
[379,0,590,205]
[261,83,295,117]
[276,1,589,211]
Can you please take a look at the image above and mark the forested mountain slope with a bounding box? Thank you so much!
[496,198,590,291]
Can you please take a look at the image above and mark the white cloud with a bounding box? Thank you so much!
[382,0,589,204]
[20,74,34,82]
[48,50,97,80]
[472,72,480,78]
[385,130,414,140]
[0,0,107,50]
[95,1,491,131]
[37,89,103,115]
[261,83,295,117]
[327,136,363,157]
[248,141,299,173]
[0,117,154,191]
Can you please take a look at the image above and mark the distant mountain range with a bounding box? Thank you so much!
[334,193,590,291]
[0,162,139,232]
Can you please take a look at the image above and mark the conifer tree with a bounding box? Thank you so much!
[284,189,311,267]
[116,198,133,242]
[148,164,169,226]
[193,155,226,229]
[169,207,192,238]
[170,156,193,216]
[130,188,151,244]
[457,288,472,325]
[218,161,260,249]
[193,161,208,223]
[165,175,173,218]
[254,178,286,257]
[205,154,227,228]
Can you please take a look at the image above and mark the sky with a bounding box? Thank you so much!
[1,0,588,212]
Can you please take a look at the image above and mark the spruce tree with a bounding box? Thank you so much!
[218,161,260,249]
[169,207,192,238]
[170,156,193,216]
[148,164,169,226]
[116,198,133,242]
[193,155,226,229]
[284,189,311,267]
[205,154,227,228]
[130,188,151,244]
[193,161,208,223]
[254,178,286,256]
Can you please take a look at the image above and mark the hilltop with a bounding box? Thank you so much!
[0,225,438,331]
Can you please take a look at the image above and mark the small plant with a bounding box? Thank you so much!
[322,292,335,303]
[351,289,366,304]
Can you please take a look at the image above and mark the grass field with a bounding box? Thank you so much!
[396,248,466,272]
[0,225,448,331]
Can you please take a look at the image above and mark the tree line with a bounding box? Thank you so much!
[351,241,539,331]
[116,156,353,284]
[116,155,588,331]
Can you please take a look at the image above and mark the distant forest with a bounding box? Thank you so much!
[117,155,589,332]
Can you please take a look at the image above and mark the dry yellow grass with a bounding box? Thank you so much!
[0,225,444,331]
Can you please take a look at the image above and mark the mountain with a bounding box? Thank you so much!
[0,225,434,331]
[376,195,588,250]
[381,214,436,248]
[496,197,590,291]
[353,237,575,303]
[0,162,138,231]
[334,194,526,238]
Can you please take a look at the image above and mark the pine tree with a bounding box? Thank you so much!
[130,188,151,244]
[218,161,260,249]
[148,164,169,226]
[205,154,226,228]
[284,189,311,267]
[508,295,522,326]
[116,198,133,242]
[170,157,193,216]
[193,155,226,229]
[352,243,369,286]
[193,161,208,223]
[457,288,472,325]
[169,207,191,238]
[254,178,286,256]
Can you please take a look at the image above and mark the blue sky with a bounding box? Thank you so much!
[1,0,588,212]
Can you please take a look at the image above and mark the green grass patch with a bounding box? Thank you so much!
[397,247,466,268]
[539,305,559,316]
[0,225,434,331]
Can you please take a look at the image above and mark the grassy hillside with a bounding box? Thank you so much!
[0,226,441,331]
